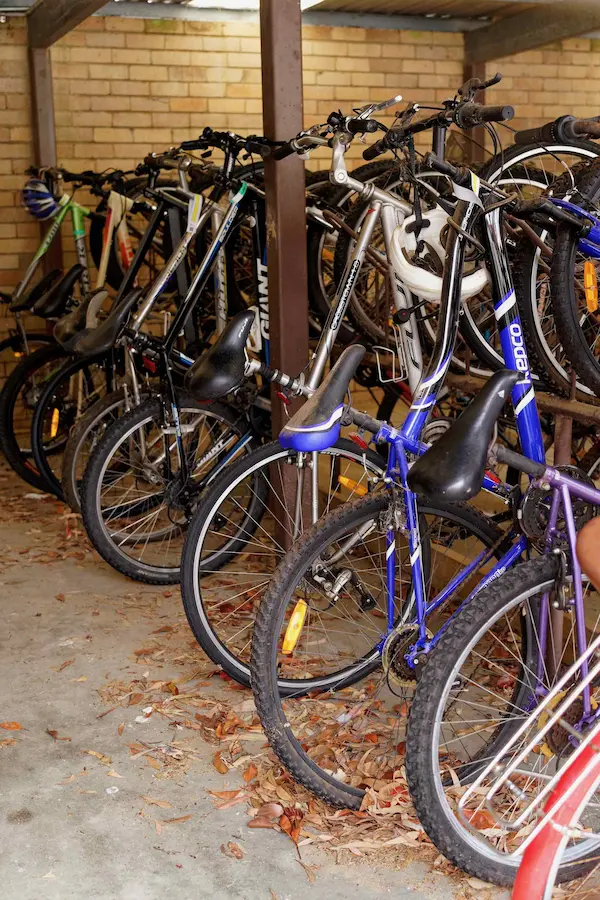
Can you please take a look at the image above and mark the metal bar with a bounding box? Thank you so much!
[27,43,62,276]
[260,0,309,435]
[27,0,108,49]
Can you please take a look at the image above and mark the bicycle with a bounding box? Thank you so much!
[247,125,600,850]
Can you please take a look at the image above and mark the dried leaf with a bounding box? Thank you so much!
[58,771,87,785]
[70,676,87,683]
[221,841,244,860]
[106,770,124,778]
[117,722,125,736]
[46,729,71,742]
[84,749,112,766]
[164,682,179,695]
[145,756,162,771]
[134,648,155,657]
[297,861,317,883]
[141,796,172,809]
[243,763,258,783]
[0,721,21,730]
[55,659,75,673]
[208,789,243,801]
[162,815,193,825]
[0,738,17,748]
[55,593,65,602]
[212,751,229,774]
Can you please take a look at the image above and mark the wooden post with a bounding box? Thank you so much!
[260,0,309,436]
[27,44,62,274]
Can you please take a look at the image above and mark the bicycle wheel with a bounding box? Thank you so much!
[551,156,600,397]
[250,492,503,806]
[0,343,68,491]
[405,555,600,887]
[80,392,254,584]
[30,353,114,500]
[180,438,386,686]
[61,386,148,514]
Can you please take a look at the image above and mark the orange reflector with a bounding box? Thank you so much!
[13,351,23,358]
[338,475,368,497]
[584,261,598,313]
[50,407,60,439]
[282,599,308,655]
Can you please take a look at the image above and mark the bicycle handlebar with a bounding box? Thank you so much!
[514,115,600,146]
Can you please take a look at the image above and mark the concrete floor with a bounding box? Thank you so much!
[0,461,504,900]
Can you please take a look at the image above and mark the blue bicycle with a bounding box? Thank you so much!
[249,134,600,872]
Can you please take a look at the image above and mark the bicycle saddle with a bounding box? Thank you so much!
[407,368,522,503]
[279,344,365,453]
[185,310,256,401]
[9,268,62,313]
[32,264,84,318]
[70,288,144,359]
[54,293,96,350]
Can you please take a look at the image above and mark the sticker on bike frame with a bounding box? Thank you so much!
[187,193,204,231]
[451,172,483,209]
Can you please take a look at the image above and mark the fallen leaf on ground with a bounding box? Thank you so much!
[58,771,87,785]
[162,815,193,825]
[46,729,71,741]
[243,763,258,783]
[0,738,17,748]
[55,593,65,602]
[0,721,21,730]
[117,722,125,736]
[53,659,75,673]
[212,751,228,774]
[297,860,317,884]
[84,749,112,766]
[141,796,172,809]
[221,841,244,860]
[208,789,243,801]
[70,676,87,683]
[106,770,124,778]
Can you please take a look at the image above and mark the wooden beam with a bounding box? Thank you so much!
[28,0,107,49]
[27,42,62,273]
[465,1,600,64]
[260,0,309,436]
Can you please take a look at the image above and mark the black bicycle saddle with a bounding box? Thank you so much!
[185,310,256,401]
[279,344,365,452]
[70,288,144,359]
[9,268,63,313]
[32,264,84,318]
[407,368,521,503]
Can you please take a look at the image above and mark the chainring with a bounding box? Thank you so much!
[519,465,596,553]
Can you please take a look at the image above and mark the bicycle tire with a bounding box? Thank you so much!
[80,392,254,584]
[0,343,68,491]
[405,554,600,887]
[550,156,600,397]
[30,352,112,501]
[180,438,386,687]
[61,386,145,513]
[250,492,504,805]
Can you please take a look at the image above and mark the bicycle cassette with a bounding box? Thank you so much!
[519,465,596,553]
[382,624,431,687]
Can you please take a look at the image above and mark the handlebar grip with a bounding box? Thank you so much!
[362,138,387,161]
[351,409,382,436]
[455,104,514,129]
[245,139,271,158]
[181,140,203,151]
[346,119,378,135]
[514,115,576,147]
[272,142,297,161]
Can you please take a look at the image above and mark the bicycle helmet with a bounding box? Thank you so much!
[390,207,489,303]
[22,177,60,220]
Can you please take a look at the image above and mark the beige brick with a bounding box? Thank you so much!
[163,36,203,52]
[133,128,172,143]
[189,83,223,98]
[103,16,144,33]
[186,21,226,36]
[145,19,184,35]
[228,53,259,68]
[112,47,151,65]
[94,127,131,143]
[337,57,369,72]
[151,82,186,97]
[207,97,245,113]
[89,63,128,81]
[351,72,384,87]
[152,49,190,66]
[126,33,165,50]
[90,95,130,111]
[66,80,110,96]
[130,64,168,82]
[315,71,350,86]
[331,27,367,42]
[85,32,125,49]
[110,81,149,97]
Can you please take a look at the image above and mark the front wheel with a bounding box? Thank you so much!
[80,393,253,584]
[250,492,504,807]
[405,555,600,887]
[180,438,386,687]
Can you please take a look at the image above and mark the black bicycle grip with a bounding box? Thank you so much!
[362,138,387,161]
[495,445,546,478]
[245,138,271,158]
[180,139,204,151]
[455,104,514,129]
[513,116,575,146]
[272,142,297,161]
[351,409,383,436]
[346,119,378,135]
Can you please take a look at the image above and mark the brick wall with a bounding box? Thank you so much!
[1,12,600,362]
